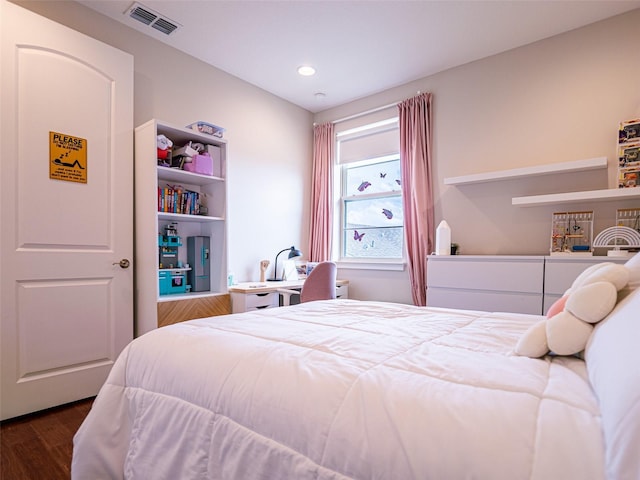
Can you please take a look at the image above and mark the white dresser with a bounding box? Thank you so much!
[426,255,544,314]
[426,254,630,315]
[542,256,628,312]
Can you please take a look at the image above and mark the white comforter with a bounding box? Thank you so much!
[72,299,605,479]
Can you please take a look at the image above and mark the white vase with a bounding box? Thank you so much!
[435,220,451,255]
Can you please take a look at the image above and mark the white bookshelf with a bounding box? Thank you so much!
[135,119,229,335]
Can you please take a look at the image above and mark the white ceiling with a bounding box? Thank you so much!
[79,0,640,113]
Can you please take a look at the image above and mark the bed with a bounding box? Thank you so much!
[72,270,640,479]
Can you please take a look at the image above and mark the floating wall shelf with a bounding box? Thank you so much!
[445,156,640,207]
[444,157,607,186]
[512,187,640,207]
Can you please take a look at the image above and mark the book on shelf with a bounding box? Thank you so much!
[157,185,200,215]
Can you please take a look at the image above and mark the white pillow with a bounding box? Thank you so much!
[618,253,640,301]
[585,285,640,480]
[624,252,640,289]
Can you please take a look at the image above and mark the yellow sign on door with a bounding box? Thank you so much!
[49,131,87,183]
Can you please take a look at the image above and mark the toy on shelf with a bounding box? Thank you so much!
[593,227,640,257]
[157,134,173,167]
[550,211,593,256]
[156,123,224,177]
[618,119,640,143]
[259,260,270,282]
[158,222,191,295]
[617,119,640,189]
[592,208,640,257]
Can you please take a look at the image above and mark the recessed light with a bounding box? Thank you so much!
[297,65,316,76]
[314,92,326,99]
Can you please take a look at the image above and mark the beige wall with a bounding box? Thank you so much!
[13,0,314,284]
[316,8,640,303]
[317,8,640,252]
[14,2,640,304]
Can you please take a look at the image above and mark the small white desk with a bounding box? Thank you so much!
[228,279,349,313]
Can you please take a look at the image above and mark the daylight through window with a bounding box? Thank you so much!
[336,116,403,260]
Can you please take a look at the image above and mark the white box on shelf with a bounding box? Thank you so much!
[173,142,198,158]
[205,144,222,177]
[186,121,225,138]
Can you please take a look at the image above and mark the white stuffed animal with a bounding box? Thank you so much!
[516,262,630,358]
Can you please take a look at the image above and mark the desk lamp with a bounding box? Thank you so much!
[268,246,302,281]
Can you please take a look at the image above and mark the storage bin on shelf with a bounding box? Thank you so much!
[184,154,213,176]
[186,121,225,138]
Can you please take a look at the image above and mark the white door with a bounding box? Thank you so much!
[0,1,134,420]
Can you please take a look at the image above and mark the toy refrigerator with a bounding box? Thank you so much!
[187,236,210,292]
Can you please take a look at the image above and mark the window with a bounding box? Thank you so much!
[336,116,403,262]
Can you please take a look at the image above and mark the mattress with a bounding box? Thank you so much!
[72,299,606,479]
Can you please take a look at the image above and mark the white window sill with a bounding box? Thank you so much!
[336,259,406,271]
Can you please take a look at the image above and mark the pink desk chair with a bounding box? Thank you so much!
[278,261,337,306]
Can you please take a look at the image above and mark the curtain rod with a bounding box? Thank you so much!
[315,90,423,126]
[330,101,398,125]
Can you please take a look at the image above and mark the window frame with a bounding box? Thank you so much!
[334,118,406,270]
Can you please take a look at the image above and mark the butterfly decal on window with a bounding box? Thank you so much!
[395,179,401,185]
[380,172,387,178]
[354,230,365,241]
[382,208,393,220]
[357,181,372,192]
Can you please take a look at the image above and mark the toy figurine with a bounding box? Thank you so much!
[259,260,270,282]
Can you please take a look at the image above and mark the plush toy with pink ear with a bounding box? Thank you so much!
[515,262,630,358]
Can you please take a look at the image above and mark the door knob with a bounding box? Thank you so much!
[113,259,131,269]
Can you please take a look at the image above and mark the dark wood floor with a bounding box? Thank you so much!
[1,398,94,480]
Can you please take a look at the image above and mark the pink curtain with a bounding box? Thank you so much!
[308,122,334,262]
[398,92,434,306]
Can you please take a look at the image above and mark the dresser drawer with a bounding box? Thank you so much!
[542,256,627,312]
[427,288,542,315]
[231,291,279,313]
[245,292,278,309]
[426,255,545,314]
[336,284,349,299]
[427,255,544,294]
[543,257,628,296]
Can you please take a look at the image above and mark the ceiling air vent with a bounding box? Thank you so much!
[126,2,180,35]
[151,17,178,35]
